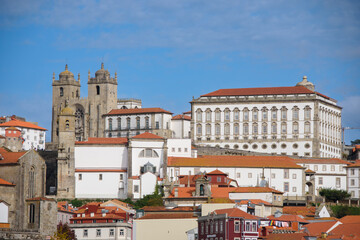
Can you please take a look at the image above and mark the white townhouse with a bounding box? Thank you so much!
[104,107,173,138]
[294,158,349,196]
[167,155,305,197]
[0,118,46,150]
[346,160,360,199]
[74,133,193,200]
[191,76,342,158]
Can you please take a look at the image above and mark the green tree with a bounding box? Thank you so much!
[70,198,83,208]
[351,139,360,145]
[319,188,351,203]
[51,223,76,240]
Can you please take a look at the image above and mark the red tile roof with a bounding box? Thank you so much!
[211,187,237,198]
[263,233,309,240]
[58,201,75,213]
[0,119,46,131]
[294,158,349,165]
[0,135,5,139]
[168,155,302,168]
[0,148,27,165]
[76,137,128,145]
[329,223,360,238]
[347,160,360,168]
[0,177,15,186]
[106,107,172,116]
[305,169,316,173]
[237,199,272,206]
[141,206,195,212]
[132,132,164,139]
[172,114,191,120]
[201,86,314,97]
[268,214,309,223]
[214,208,258,219]
[230,187,283,194]
[138,213,196,219]
[183,111,191,114]
[340,215,360,224]
[207,169,227,175]
[168,187,196,198]
[75,169,127,172]
[282,206,316,217]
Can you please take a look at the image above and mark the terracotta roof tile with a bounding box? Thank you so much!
[340,215,360,224]
[231,187,283,194]
[0,177,15,186]
[0,148,27,165]
[141,206,195,212]
[347,160,360,168]
[172,114,191,120]
[330,223,360,237]
[282,206,316,216]
[268,214,309,223]
[305,169,316,173]
[132,132,163,139]
[106,107,172,116]
[294,158,349,165]
[207,169,227,175]
[214,208,258,219]
[211,187,236,198]
[201,86,314,97]
[138,213,196,219]
[0,119,46,131]
[237,199,272,206]
[76,137,128,145]
[183,111,191,114]
[168,155,302,168]
[168,187,196,198]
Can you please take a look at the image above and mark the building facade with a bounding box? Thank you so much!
[51,63,118,143]
[191,77,342,158]
[346,160,360,199]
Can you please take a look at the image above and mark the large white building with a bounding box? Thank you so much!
[0,118,46,150]
[191,76,342,158]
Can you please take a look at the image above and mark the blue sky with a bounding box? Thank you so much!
[0,0,359,144]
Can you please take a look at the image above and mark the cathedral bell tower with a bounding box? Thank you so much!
[56,103,76,198]
[51,64,80,144]
[87,63,118,137]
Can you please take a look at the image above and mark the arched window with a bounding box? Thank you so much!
[76,90,79,98]
[262,123,268,134]
[138,148,159,158]
[252,108,258,121]
[215,108,221,121]
[215,124,221,135]
[262,107,268,121]
[233,108,240,121]
[65,120,70,129]
[205,109,212,122]
[243,123,249,134]
[253,123,258,135]
[243,108,249,121]
[224,108,230,121]
[234,123,239,135]
[292,106,299,120]
[126,117,131,129]
[108,119,113,130]
[293,122,299,134]
[145,117,149,129]
[305,121,311,133]
[60,87,64,97]
[271,107,277,120]
[272,122,277,134]
[136,117,140,129]
[281,122,287,134]
[197,124,202,136]
[281,107,287,120]
[224,123,230,135]
[29,167,35,198]
[206,124,211,135]
[304,106,311,120]
[96,85,100,95]
[196,109,203,122]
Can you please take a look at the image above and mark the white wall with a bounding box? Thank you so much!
[0,202,9,223]
[171,119,190,139]
[167,139,192,157]
[140,172,157,198]
[347,167,360,198]
[0,127,46,150]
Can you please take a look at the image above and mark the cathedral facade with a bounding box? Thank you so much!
[51,63,118,144]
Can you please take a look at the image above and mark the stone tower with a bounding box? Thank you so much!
[56,104,76,198]
[51,64,81,144]
[87,63,118,138]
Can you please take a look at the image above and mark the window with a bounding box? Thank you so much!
[252,222,257,232]
[293,187,297,192]
[215,221,219,233]
[60,87,64,97]
[284,182,289,192]
[197,124,202,135]
[220,221,223,232]
[234,221,240,232]
[331,165,335,171]
[78,174,82,181]
[109,229,114,236]
[206,110,211,121]
[272,109,277,120]
[145,117,149,129]
[217,177,221,182]
[96,229,101,237]
[244,123,249,134]
[281,108,287,120]
[119,229,124,236]
[234,124,239,135]
[351,179,355,186]
[201,223,204,234]
[136,118,140,129]
[127,118,131,129]
[29,167,35,198]
[29,204,35,223]
[322,165,327,171]
[336,177,341,188]
[96,86,100,95]
[196,110,202,121]
[215,124,220,135]
[281,122,287,134]
[262,123,267,134]
[351,169,355,175]
[224,109,230,121]
[272,122,277,134]
[206,124,211,135]
[245,222,250,231]
[99,174,102,181]
[253,109,258,121]
[65,120,70,129]
[108,118,113,130]
[243,108,249,121]
[293,107,299,120]
[215,109,221,121]
[284,169,289,179]
[224,124,230,135]
[253,123,258,134]
[293,122,299,134]
[305,122,311,133]
[292,174,297,179]
[248,173,252,178]
[237,173,241,178]
[319,177,323,185]
[83,229,88,237]
[314,165,318,171]
[234,109,239,120]
[185,148,188,152]
[134,185,139,193]
[305,107,311,120]
[271,173,276,179]
[155,121,159,129]
[117,117,121,130]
